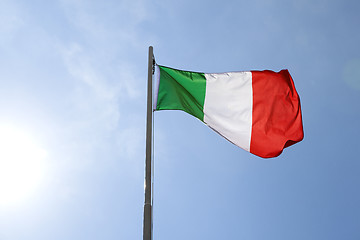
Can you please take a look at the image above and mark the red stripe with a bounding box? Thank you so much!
[250,70,304,158]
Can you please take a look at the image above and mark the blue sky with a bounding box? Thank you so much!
[0,0,359,239]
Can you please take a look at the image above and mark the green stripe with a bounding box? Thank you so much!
[156,65,206,121]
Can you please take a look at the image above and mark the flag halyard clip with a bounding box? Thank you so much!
[152,57,156,75]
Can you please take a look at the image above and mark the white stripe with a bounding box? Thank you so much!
[203,72,253,151]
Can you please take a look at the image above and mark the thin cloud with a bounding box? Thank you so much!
[55,0,154,167]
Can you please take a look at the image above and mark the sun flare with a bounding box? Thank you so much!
[0,125,47,205]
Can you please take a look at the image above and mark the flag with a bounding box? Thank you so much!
[154,65,304,158]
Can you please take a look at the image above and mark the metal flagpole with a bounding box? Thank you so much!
[143,46,154,240]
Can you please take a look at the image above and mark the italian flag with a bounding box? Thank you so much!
[154,65,304,158]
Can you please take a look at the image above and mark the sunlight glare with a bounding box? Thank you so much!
[0,125,47,205]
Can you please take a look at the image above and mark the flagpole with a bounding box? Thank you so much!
[143,46,154,240]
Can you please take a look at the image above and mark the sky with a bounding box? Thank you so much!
[0,0,359,239]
